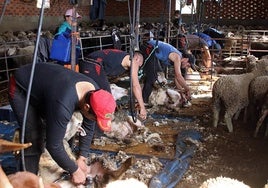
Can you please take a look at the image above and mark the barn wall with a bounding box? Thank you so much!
[202,0,268,26]
[0,0,267,32]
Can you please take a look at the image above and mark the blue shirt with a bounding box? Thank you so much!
[57,21,72,37]
[148,40,182,66]
[194,32,216,47]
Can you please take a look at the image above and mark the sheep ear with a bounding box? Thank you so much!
[7,47,16,56]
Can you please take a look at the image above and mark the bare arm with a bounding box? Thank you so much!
[131,57,147,120]
[169,52,191,99]
[202,46,212,68]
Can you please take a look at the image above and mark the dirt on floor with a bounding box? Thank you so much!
[171,97,268,188]
[1,60,268,188]
[91,69,268,188]
[92,97,268,188]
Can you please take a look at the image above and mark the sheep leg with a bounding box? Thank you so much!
[224,112,233,133]
[233,109,241,120]
[254,109,268,137]
[243,107,248,123]
[265,120,268,137]
[247,103,258,128]
[212,103,220,128]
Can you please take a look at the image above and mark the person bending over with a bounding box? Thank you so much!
[140,40,191,103]
[80,49,147,120]
[8,63,116,186]
[193,32,221,57]
[172,34,212,73]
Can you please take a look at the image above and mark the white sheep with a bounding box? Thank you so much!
[11,45,35,67]
[247,76,268,137]
[106,178,148,188]
[253,92,268,137]
[199,176,250,188]
[212,56,268,132]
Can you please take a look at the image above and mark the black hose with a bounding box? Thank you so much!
[20,0,46,171]
[128,0,137,123]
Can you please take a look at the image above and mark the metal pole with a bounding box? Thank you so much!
[167,0,171,43]
[134,0,140,51]
[71,5,78,71]
[0,0,10,24]
[135,0,141,50]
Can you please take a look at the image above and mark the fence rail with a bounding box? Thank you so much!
[1,31,268,106]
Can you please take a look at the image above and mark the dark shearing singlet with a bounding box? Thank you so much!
[8,63,99,175]
[87,49,128,77]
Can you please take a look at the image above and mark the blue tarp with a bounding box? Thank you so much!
[0,105,17,122]
[149,129,202,188]
[0,121,20,175]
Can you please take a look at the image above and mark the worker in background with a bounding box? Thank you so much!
[171,34,212,73]
[51,8,82,66]
[193,32,222,57]
[172,10,186,34]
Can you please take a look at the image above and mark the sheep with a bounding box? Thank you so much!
[253,92,268,137]
[199,176,250,188]
[106,178,148,188]
[212,56,268,133]
[39,112,83,185]
[247,76,268,137]
[223,32,238,57]
[0,139,59,188]
[11,45,35,67]
[249,76,268,107]
[7,171,61,188]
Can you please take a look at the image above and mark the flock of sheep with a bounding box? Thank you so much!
[212,55,268,137]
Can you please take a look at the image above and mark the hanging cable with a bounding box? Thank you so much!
[70,5,78,71]
[138,0,168,82]
[0,0,10,24]
[20,0,46,171]
[128,0,137,123]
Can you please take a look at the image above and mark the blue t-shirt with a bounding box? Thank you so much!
[194,32,216,47]
[148,40,182,66]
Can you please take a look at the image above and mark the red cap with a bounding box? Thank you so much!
[89,89,116,132]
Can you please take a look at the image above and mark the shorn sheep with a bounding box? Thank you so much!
[212,56,268,132]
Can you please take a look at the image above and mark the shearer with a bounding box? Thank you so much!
[171,33,212,74]
[139,39,192,104]
[193,32,222,57]
[79,49,147,120]
[8,63,116,186]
